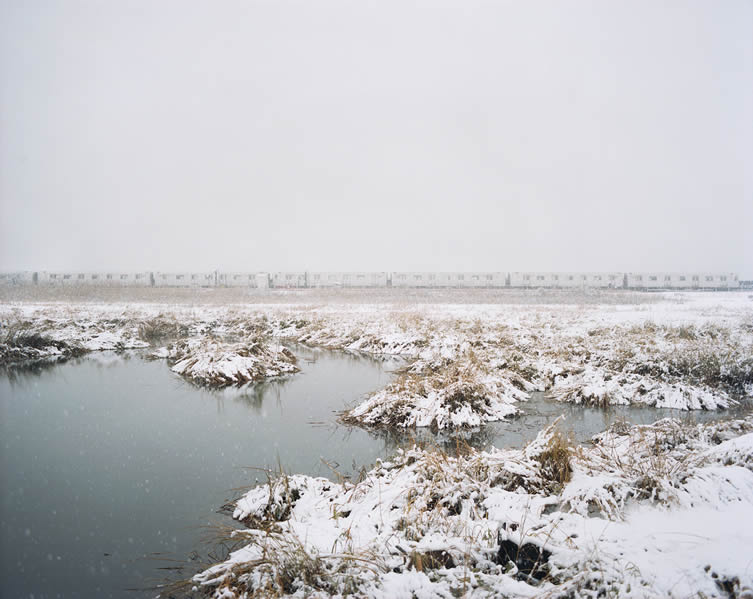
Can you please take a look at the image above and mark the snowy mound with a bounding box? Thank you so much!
[168,340,299,387]
[342,357,529,430]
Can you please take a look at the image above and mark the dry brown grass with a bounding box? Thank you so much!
[535,429,575,488]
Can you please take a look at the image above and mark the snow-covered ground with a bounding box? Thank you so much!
[2,290,752,597]
[192,416,753,598]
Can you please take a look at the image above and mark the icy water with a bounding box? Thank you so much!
[1,349,750,598]
[0,347,401,599]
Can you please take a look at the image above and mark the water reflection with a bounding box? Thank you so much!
[1,356,70,384]
[1,349,142,387]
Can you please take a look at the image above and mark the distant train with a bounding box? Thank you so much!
[0,271,742,290]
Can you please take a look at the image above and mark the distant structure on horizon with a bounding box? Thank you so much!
[0,271,742,290]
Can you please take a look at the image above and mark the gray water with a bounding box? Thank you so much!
[0,347,401,599]
[1,349,749,598]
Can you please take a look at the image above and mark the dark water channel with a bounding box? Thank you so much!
[1,347,749,598]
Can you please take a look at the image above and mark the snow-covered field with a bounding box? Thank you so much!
[2,290,752,597]
[2,290,751,416]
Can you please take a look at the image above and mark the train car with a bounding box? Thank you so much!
[308,272,340,287]
[587,272,623,288]
[391,272,434,287]
[510,272,624,288]
[626,272,739,290]
[154,272,215,287]
[38,271,152,286]
[693,273,739,289]
[509,272,543,288]
[390,272,478,287]
[626,273,653,289]
[552,273,586,288]
[218,272,258,288]
[663,273,696,289]
[450,272,475,288]
[307,272,388,288]
[270,272,307,288]
[340,272,388,287]
[464,272,506,288]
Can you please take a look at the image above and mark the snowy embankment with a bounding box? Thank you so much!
[0,331,83,364]
[0,314,148,365]
[191,416,753,598]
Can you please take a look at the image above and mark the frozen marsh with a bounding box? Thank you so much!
[1,289,752,597]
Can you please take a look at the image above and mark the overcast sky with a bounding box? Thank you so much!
[1,0,751,276]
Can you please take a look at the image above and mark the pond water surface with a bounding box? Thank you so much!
[1,347,400,598]
[1,348,749,598]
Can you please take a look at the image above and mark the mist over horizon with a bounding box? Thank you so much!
[1,0,751,277]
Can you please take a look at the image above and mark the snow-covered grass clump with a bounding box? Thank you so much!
[189,415,753,598]
[341,349,532,430]
[166,338,299,387]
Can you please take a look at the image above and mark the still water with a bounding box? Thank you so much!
[0,347,400,599]
[1,348,748,598]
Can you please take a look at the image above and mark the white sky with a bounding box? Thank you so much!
[1,0,751,276]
